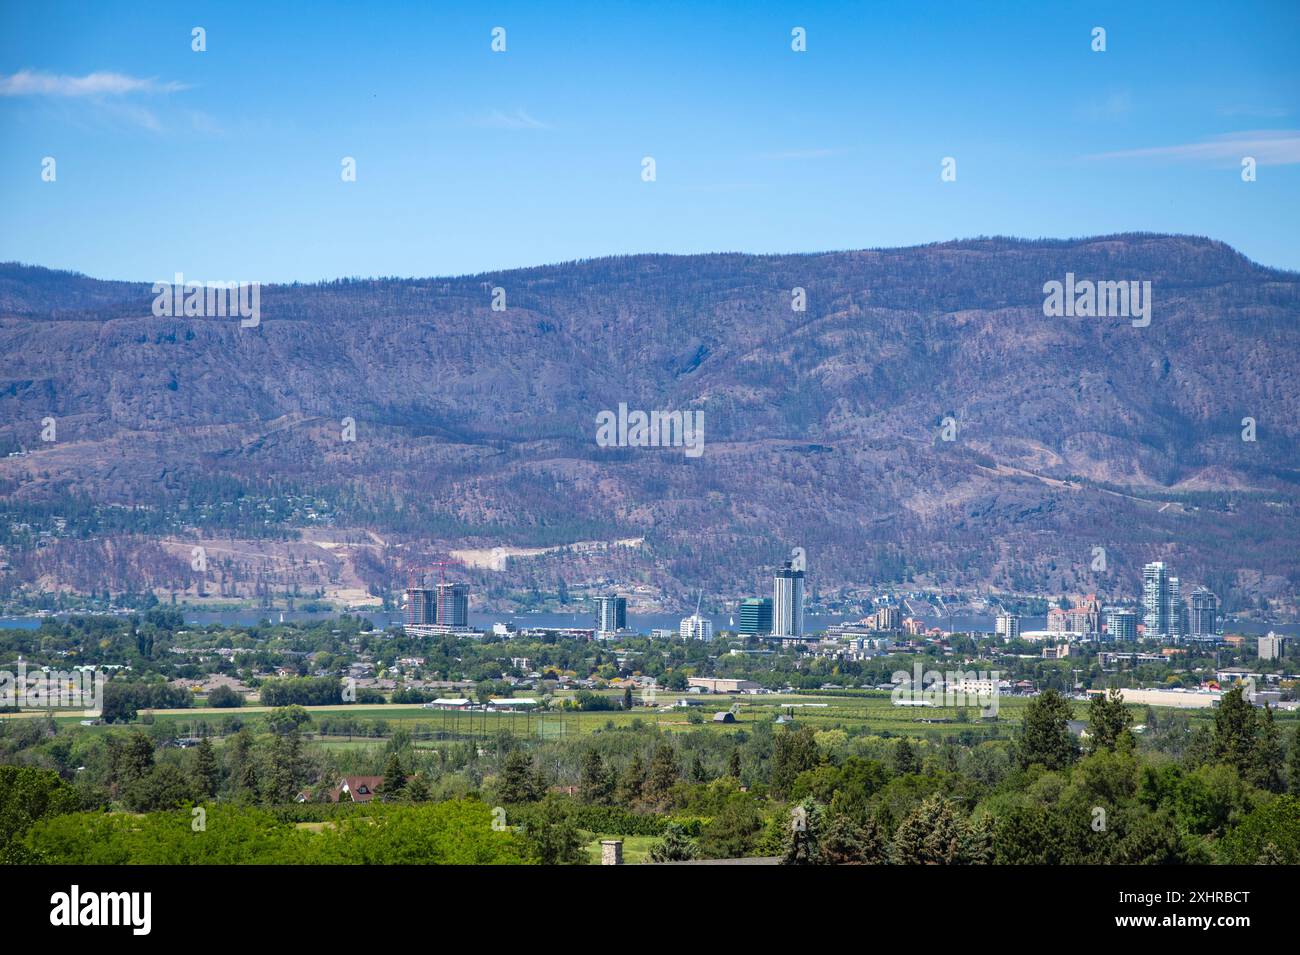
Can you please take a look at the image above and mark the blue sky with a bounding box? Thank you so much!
[1,0,1298,281]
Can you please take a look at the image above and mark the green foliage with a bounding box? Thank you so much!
[0,766,83,863]
[516,796,586,865]
[771,725,820,799]
[1017,689,1078,771]
[1217,797,1300,864]
[648,822,698,863]
[782,799,824,865]
[578,749,614,805]
[818,811,887,865]
[259,677,343,708]
[890,795,989,865]
[1213,686,1255,772]
[206,685,243,708]
[497,749,545,804]
[1087,688,1133,752]
[25,800,530,864]
[698,793,765,859]
[645,742,679,806]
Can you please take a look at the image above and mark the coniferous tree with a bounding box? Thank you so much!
[690,754,709,783]
[380,752,407,801]
[230,730,259,804]
[264,727,304,804]
[403,774,431,802]
[646,743,679,804]
[818,812,887,865]
[891,796,988,865]
[1213,685,1258,777]
[771,725,820,798]
[498,749,541,804]
[783,799,823,865]
[578,749,614,805]
[648,822,698,863]
[1251,704,1284,793]
[193,737,220,799]
[1017,689,1078,771]
[894,737,919,775]
[616,754,646,805]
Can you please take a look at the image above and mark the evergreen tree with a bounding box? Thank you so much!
[1017,689,1078,771]
[648,822,698,863]
[616,754,646,805]
[623,685,633,710]
[960,814,996,865]
[264,728,304,804]
[520,796,585,865]
[403,773,431,802]
[728,748,742,779]
[891,796,987,865]
[894,737,919,775]
[193,737,220,799]
[380,752,407,801]
[1213,685,1258,777]
[771,725,820,798]
[646,743,679,804]
[230,730,259,804]
[112,733,156,789]
[578,749,614,805]
[690,754,709,783]
[782,799,824,865]
[818,812,887,865]
[498,749,541,804]
[1251,704,1284,793]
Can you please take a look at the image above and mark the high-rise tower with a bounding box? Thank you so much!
[773,558,805,637]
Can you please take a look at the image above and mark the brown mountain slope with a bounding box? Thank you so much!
[0,234,1297,609]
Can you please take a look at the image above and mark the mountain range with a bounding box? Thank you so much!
[1,233,1297,616]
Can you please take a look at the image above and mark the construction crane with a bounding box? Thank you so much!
[408,559,453,589]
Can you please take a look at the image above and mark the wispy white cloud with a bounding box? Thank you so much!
[1086,130,1300,166]
[0,69,188,97]
[472,108,551,130]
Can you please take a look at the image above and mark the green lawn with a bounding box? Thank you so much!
[582,833,660,864]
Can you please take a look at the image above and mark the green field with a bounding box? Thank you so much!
[6,688,1285,747]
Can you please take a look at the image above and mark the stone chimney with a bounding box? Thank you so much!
[600,839,623,865]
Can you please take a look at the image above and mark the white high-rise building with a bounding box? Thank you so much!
[1259,632,1286,661]
[773,558,805,637]
[1142,562,1182,640]
[995,612,1020,641]
[1104,608,1139,642]
[679,613,713,641]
